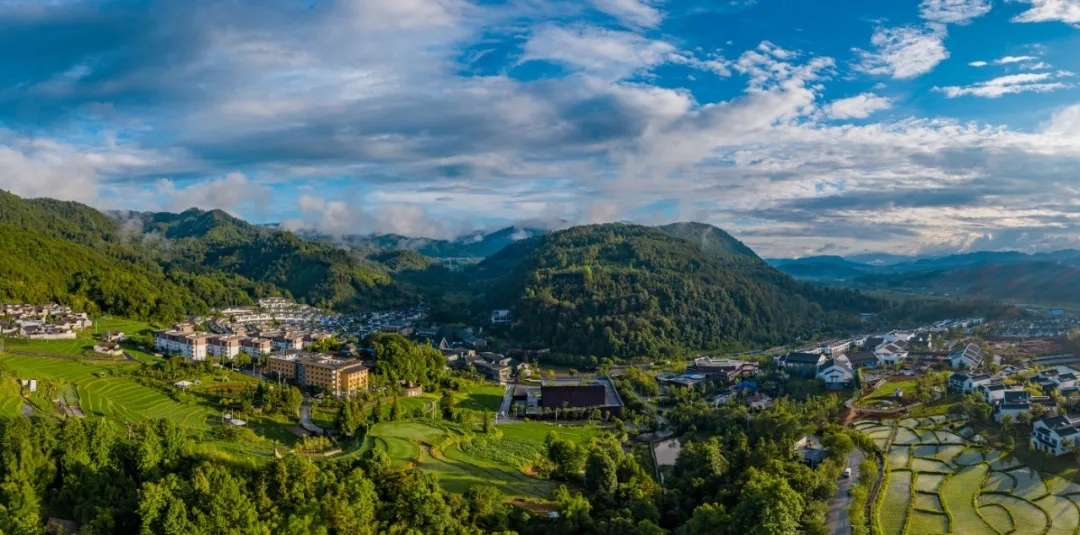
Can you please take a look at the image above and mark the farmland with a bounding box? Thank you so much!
[0,317,160,359]
[856,417,1080,535]
[365,420,601,498]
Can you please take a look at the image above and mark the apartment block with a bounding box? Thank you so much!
[154,326,210,361]
[241,338,273,356]
[297,354,369,397]
[208,335,245,359]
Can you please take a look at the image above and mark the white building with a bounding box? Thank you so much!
[816,359,855,389]
[491,309,512,325]
[208,335,245,359]
[874,343,908,365]
[948,372,994,394]
[155,326,210,361]
[1032,415,1080,456]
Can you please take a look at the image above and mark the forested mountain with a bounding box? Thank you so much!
[858,262,1080,306]
[0,191,413,319]
[326,226,547,259]
[477,224,881,358]
[656,222,760,262]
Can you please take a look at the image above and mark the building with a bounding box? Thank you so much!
[92,342,124,356]
[781,352,826,375]
[208,335,245,359]
[845,351,880,369]
[267,354,301,380]
[692,357,759,381]
[1032,415,1080,456]
[154,326,210,360]
[272,333,305,352]
[296,354,369,397]
[474,360,512,383]
[948,372,994,393]
[819,340,851,356]
[241,338,273,356]
[491,309,512,325]
[540,378,624,418]
[816,358,854,389]
[949,343,985,370]
[874,343,908,365]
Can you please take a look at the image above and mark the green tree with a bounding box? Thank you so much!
[730,469,805,535]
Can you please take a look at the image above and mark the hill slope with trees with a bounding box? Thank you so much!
[478,224,881,358]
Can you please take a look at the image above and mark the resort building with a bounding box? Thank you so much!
[208,335,245,359]
[154,325,210,361]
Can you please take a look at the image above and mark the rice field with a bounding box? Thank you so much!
[860,416,1078,535]
[366,420,599,498]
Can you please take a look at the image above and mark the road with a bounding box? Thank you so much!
[827,447,866,535]
[299,399,325,435]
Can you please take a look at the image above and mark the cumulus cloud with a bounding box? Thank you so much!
[854,25,950,80]
[824,93,893,119]
[969,60,988,67]
[995,55,1038,64]
[4,0,1080,256]
[589,0,663,28]
[157,173,272,215]
[920,0,993,24]
[521,25,676,81]
[934,72,1073,98]
[1010,0,1080,24]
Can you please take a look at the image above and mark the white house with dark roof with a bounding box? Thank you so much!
[816,358,855,389]
[949,372,994,394]
[874,343,908,365]
[1032,415,1080,456]
[845,351,880,369]
[949,343,985,370]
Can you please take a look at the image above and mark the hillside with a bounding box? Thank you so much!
[0,191,416,318]
[656,222,760,262]
[479,224,878,358]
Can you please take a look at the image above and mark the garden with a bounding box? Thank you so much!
[855,417,1080,535]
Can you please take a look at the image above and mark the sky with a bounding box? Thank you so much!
[1,0,1080,257]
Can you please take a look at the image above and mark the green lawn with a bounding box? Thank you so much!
[0,377,24,418]
[1,336,95,357]
[455,384,505,412]
[94,317,159,337]
[865,379,918,401]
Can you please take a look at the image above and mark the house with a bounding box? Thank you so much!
[93,342,124,356]
[845,351,880,369]
[875,343,908,365]
[816,358,855,389]
[491,309,512,325]
[102,331,125,343]
[979,383,1012,404]
[1032,415,1080,456]
[949,343,985,370]
[473,360,511,383]
[863,337,886,351]
[910,332,935,350]
[949,372,993,393]
[540,379,624,418]
[781,352,826,375]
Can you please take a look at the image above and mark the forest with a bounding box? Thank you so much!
[0,380,853,535]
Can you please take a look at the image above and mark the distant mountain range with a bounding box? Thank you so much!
[287,226,547,260]
[768,250,1080,307]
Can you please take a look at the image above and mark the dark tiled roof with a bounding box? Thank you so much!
[949,343,984,365]
[785,352,824,364]
[847,351,878,364]
[541,385,607,409]
[819,358,853,373]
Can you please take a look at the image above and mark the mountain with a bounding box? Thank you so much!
[856,262,1080,306]
[767,256,876,279]
[0,191,417,319]
[338,226,547,259]
[656,222,761,262]
[475,223,881,358]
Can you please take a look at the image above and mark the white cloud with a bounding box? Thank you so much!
[1042,104,1080,136]
[995,55,1038,64]
[969,60,988,67]
[521,25,676,80]
[589,0,663,28]
[824,93,893,119]
[920,0,993,24]
[854,25,950,80]
[1022,61,1052,70]
[1010,0,1080,24]
[157,173,272,215]
[934,72,1073,97]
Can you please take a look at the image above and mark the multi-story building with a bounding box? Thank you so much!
[272,333,305,352]
[241,338,273,356]
[154,325,210,361]
[296,354,369,397]
[208,335,245,359]
[1032,415,1080,456]
[267,354,301,380]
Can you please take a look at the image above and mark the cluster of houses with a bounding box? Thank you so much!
[154,323,333,361]
[0,303,93,340]
[441,342,529,383]
[776,335,984,390]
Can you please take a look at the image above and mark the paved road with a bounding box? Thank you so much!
[299,399,325,435]
[827,447,866,535]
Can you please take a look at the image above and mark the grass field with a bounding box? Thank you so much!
[366,420,601,498]
[0,317,159,359]
[0,376,24,417]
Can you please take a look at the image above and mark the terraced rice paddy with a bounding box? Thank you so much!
[860,416,1080,535]
[0,354,216,429]
[367,421,597,499]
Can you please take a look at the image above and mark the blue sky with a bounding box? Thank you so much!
[1,0,1079,257]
